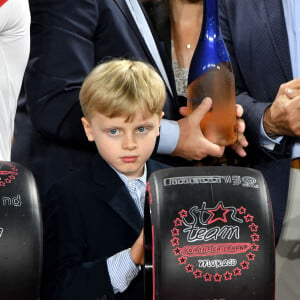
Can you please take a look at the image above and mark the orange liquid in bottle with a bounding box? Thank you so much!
[187,62,237,146]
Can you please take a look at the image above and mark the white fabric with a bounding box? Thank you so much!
[0,0,30,161]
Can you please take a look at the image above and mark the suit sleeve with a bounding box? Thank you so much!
[218,1,269,148]
[24,0,99,147]
[43,184,115,300]
[218,1,294,159]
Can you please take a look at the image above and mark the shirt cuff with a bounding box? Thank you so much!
[259,117,283,150]
[107,248,140,294]
[157,119,180,154]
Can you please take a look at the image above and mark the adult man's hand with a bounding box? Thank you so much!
[263,78,300,137]
[172,97,225,161]
[229,104,248,157]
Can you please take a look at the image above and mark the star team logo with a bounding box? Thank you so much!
[170,201,260,282]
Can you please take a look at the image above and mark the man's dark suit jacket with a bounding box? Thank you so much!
[219,0,295,243]
[41,155,169,300]
[12,0,179,201]
[145,0,291,242]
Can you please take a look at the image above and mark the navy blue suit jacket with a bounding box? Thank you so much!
[41,155,169,300]
[219,0,295,243]
[12,0,179,200]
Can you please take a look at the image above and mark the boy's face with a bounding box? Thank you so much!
[82,110,163,179]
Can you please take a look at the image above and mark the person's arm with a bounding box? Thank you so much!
[107,229,144,294]
[162,98,248,161]
[43,185,115,300]
[0,0,30,160]
[218,1,267,147]
[218,0,294,159]
[172,98,225,160]
[263,81,300,138]
[107,249,140,294]
[24,0,98,147]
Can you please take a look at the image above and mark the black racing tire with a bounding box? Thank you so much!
[0,161,42,300]
[145,166,275,300]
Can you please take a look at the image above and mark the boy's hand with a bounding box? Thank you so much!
[130,229,144,265]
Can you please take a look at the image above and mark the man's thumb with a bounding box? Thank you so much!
[192,97,213,120]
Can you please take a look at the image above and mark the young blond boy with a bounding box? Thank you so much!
[41,59,169,300]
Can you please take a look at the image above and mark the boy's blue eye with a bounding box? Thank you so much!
[137,127,146,133]
[109,128,118,135]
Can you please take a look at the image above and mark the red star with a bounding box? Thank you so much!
[240,261,249,269]
[249,223,258,232]
[170,237,179,247]
[185,264,193,272]
[251,243,259,251]
[178,209,188,218]
[233,267,241,276]
[173,247,181,256]
[237,206,246,214]
[178,256,187,264]
[250,233,260,242]
[247,252,255,261]
[171,227,180,236]
[214,273,222,282]
[204,273,212,281]
[193,269,202,278]
[244,214,254,222]
[224,271,232,280]
[207,202,230,225]
[174,218,183,226]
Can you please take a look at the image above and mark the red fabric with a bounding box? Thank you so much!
[0,0,8,7]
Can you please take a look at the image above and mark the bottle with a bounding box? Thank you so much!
[187,0,237,146]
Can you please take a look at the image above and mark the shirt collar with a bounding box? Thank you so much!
[110,164,147,188]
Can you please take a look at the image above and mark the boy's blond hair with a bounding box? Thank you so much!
[79,59,166,120]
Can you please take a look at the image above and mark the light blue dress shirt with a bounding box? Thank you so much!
[106,165,147,294]
[260,0,300,158]
[283,0,300,158]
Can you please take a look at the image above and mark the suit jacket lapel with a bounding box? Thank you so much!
[261,0,293,80]
[109,186,143,234]
[113,0,177,98]
[114,0,146,46]
[138,2,177,96]
[92,155,142,234]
